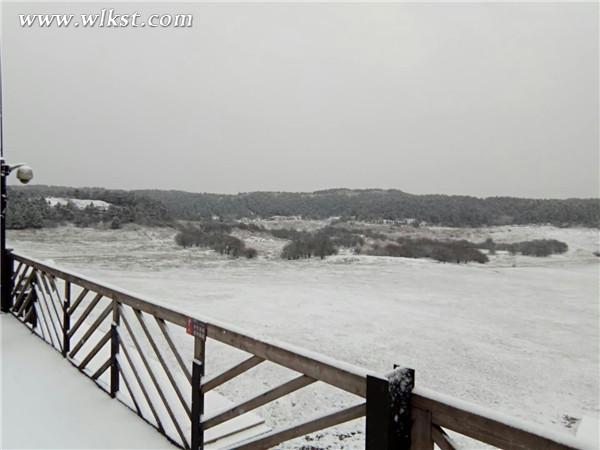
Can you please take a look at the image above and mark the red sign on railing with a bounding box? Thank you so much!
[186,318,206,340]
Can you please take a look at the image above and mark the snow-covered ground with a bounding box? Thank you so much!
[6,223,599,449]
[0,314,174,449]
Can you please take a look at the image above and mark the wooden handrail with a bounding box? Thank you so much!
[412,388,589,450]
[12,252,373,397]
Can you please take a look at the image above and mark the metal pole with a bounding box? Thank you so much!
[1,33,4,159]
[0,30,9,312]
[1,159,10,312]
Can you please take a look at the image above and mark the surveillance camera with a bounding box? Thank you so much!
[16,166,33,184]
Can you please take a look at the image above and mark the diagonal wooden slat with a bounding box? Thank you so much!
[46,274,63,300]
[38,271,57,300]
[202,375,316,431]
[11,265,32,298]
[35,271,62,330]
[67,287,90,316]
[432,425,460,450]
[12,270,35,310]
[48,275,68,316]
[68,292,103,339]
[92,358,112,380]
[133,309,191,418]
[33,304,49,342]
[33,273,62,350]
[78,330,112,371]
[117,362,142,416]
[12,261,23,282]
[119,340,164,432]
[38,272,63,328]
[202,355,264,394]
[155,317,191,383]
[16,289,34,317]
[32,279,58,348]
[69,302,112,359]
[223,403,366,450]
[41,272,64,311]
[22,303,36,326]
[120,310,189,448]
[13,261,27,279]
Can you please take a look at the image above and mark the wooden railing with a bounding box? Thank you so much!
[2,250,590,450]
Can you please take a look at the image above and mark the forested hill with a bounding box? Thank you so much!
[6,185,170,229]
[136,188,600,227]
[7,185,600,228]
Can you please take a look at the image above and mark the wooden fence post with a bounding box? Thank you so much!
[366,366,414,450]
[62,281,71,357]
[1,249,14,312]
[28,275,38,329]
[191,333,206,450]
[110,298,120,398]
[411,408,433,450]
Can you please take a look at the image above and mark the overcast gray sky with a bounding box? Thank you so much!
[2,2,598,198]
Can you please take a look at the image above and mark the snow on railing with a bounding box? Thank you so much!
[3,250,589,450]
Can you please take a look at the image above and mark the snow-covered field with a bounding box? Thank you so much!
[7,223,599,449]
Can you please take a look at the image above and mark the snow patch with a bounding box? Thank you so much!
[46,197,112,210]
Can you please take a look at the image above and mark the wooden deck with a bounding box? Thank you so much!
[1,314,173,449]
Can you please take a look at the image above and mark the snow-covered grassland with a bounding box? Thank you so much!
[7,222,599,449]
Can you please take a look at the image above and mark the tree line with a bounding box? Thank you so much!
[6,186,171,229]
[364,237,568,263]
[477,238,568,257]
[136,188,600,228]
[7,185,600,229]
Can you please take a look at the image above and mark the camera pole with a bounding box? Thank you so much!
[0,52,10,311]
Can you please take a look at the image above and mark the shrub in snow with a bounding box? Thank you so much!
[494,239,568,257]
[281,234,337,260]
[367,237,489,264]
[174,225,258,259]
